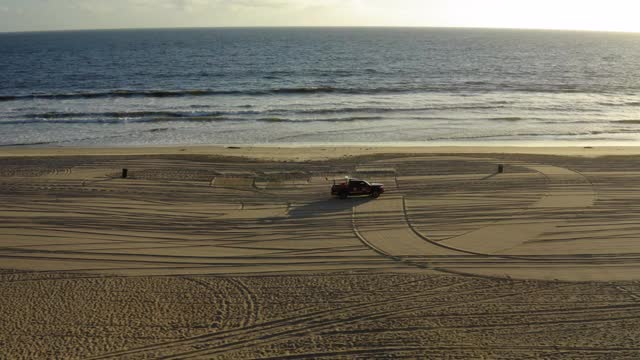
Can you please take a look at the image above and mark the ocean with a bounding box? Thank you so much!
[1,27,639,147]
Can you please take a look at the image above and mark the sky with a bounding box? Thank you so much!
[1,0,640,33]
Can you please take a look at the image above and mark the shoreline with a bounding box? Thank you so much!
[1,144,640,160]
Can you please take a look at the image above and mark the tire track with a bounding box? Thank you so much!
[249,346,426,359]
[355,158,630,280]
[616,285,640,301]
[87,279,480,360]
[157,283,574,359]
[223,277,259,328]
[258,345,640,359]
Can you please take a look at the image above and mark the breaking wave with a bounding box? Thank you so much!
[0,82,622,103]
[2,114,387,125]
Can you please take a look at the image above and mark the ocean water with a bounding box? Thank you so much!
[0,27,639,147]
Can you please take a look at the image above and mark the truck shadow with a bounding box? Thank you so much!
[287,196,375,220]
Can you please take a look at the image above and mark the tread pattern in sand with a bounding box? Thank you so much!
[3,153,640,359]
[353,196,459,257]
[0,154,638,281]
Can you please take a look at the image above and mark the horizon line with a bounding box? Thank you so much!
[2,25,640,35]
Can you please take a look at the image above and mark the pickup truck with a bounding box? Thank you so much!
[331,178,385,199]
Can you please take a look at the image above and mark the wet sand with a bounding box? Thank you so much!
[2,146,640,358]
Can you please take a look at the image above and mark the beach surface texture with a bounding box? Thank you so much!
[2,146,640,358]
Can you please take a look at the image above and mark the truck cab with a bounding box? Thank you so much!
[347,179,372,195]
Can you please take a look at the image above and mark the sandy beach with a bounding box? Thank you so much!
[2,145,640,358]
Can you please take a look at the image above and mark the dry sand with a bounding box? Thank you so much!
[2,146,640,358]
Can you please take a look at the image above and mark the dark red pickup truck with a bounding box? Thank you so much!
[331,178,385,199]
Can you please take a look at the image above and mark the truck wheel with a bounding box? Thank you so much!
[371,191,380,199]
[339,191,349,199]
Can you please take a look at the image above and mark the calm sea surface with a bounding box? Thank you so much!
[1,28,639,146]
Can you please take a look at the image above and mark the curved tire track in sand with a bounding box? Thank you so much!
[87,279,487,359]
[154,283,574,360]
[433,163,596,254]
[183,276,258,329]
[402,197,638,264]
[350,159,640,281]
[4,154,640,358]
[224,277,259,328]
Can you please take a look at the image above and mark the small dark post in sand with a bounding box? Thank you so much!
[122,169,128,179]
[498,164,504,174]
